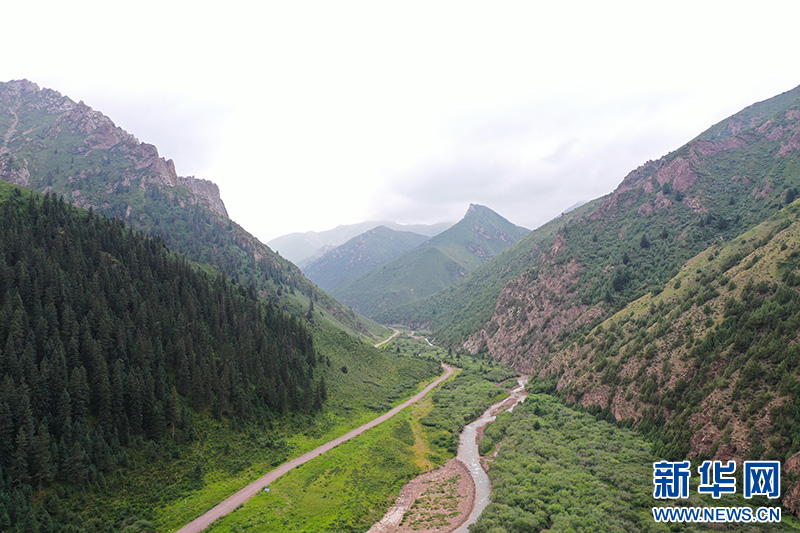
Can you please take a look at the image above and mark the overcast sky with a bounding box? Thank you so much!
[3,1,800,242]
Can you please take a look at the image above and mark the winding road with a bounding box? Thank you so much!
[374,328,401,348]
[174,362,455,533]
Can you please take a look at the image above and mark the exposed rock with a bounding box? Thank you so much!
[653,156,697,192]
[654,190,672,210]
[466,259,604,373]
[180,176,229,218]
[784,452,800,516]
[0,78,229,220]
[693,136,748,156]
[0,154,29,187]
[778,129,800,156]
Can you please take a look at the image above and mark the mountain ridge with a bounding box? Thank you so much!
[303,225,428,292]
[333,203,529,317]
[384,83,800,513]
[268,220,452,266]
[0,78,376,337]
[395,83,800,356]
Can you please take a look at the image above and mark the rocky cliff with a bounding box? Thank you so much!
[0,79,372,336]
[0,79,227,217]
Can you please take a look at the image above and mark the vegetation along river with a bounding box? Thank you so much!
[456,376,529,532]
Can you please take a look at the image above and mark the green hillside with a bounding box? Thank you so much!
[395,84,800,359]
[384,202,590,343]
[303,225,428,292]
[0,180,439,531]
[472,395,799,532]
[334,204,529,318]
[392,83,800,515]
[0,79,378,339]
[554,199,800,465]
[0,182,315,529]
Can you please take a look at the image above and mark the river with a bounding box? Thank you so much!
[454,376,528,533]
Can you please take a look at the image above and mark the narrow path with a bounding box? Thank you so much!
[409,331,434,346]
[174,363,455,533]
[374,327,400,348]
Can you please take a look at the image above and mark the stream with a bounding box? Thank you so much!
[454,376,528,533]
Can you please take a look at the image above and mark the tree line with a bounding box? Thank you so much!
[0,187,324,530]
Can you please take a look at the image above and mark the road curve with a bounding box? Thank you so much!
[374,328,401,348]
[174,363,455,533]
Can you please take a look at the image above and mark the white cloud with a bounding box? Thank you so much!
[2,0,800,241]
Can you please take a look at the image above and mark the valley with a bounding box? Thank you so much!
[3,77,800,532]
[194,335,518,532]
[176,363,455,533]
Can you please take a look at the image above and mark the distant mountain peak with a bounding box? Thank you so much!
[303,225,429,292]
[333,205,529,317]
[268,220,452,266]
[465,203,491,216]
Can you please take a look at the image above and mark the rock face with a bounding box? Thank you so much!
[180,176,228,218]
[0,79,373,336]
[0,79,227,217]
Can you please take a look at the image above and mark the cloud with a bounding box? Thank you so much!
[4,0,800,242]
[367,91,704,230]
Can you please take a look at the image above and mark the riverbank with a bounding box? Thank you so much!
[369,376,528,533]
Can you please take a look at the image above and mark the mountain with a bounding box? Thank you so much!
[553,200,800,510]
[396,83,800,352]
[268,220,451,267]
[303,225,428,292]
[0,181,323,528]
[0,180,441,531]
[389,84,800,512]
[0,79,373,337]
[334,204,529,318]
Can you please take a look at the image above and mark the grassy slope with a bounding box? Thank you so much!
[333,247,466,315]
[333,205,529,318]
[550,198,800,464]
[384,201,594,345]
[303,226,428,292]
[472,394,800,532]
[67,321,440,531]
[201,336,517,533]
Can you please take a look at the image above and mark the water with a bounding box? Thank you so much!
[454,377,528,533]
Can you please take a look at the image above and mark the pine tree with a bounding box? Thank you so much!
[11,427,30,487]
[31,424,53,489]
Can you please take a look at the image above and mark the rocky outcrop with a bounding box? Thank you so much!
[180,176,228,218]
[0,79,230,219]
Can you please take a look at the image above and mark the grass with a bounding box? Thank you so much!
[195,335,515,532]
[205,407,426,532]
[42,319,440,532]
[472,394,800,532]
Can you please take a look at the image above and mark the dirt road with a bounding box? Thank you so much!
[174,363,455,533]
[374,328,401,348]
